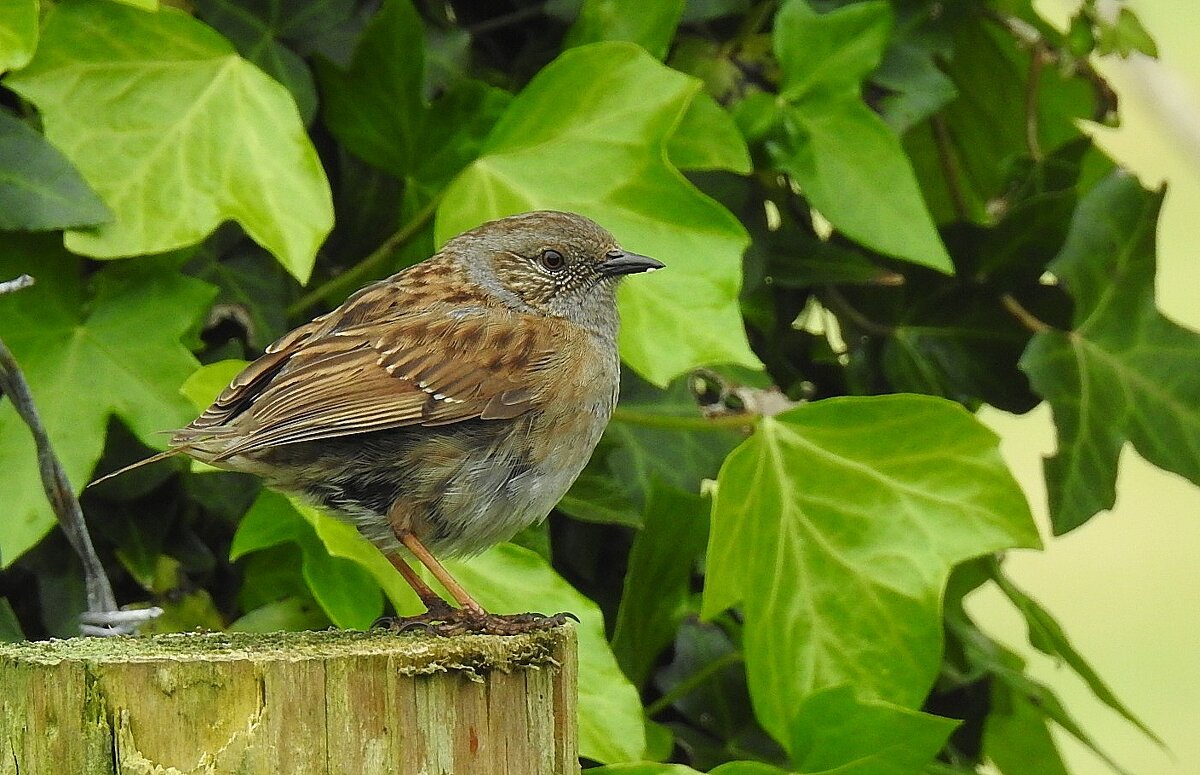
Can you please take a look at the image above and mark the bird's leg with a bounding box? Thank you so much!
[383,507,570,636]
[385,553,458,620]
[397,530,488,618]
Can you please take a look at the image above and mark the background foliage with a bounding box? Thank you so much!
[0,0,1188,772]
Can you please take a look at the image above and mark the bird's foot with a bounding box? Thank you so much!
[374,608,577,636]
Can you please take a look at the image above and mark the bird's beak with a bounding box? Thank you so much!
[598,251,665,276]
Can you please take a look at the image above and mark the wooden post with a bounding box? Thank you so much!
[0,625,578,774]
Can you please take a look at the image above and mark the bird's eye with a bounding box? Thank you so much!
[539,249,566,271]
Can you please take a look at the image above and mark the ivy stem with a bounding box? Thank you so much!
[931,115,970,221]
[645,651,745,717]
[822,285,893,337]
[611,407,757,432]
[1024,48,1047,162]
[982,9,1118,123]
[1001,293,1054,334]
[287,193,443,318]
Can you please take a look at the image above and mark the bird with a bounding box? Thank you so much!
[94,211,663,634]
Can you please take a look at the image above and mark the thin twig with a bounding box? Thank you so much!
[931,115,970,221]
[645,651,745,717]
[821,285,893,337]
[0,276,160,636]
[466,3,546,36]
[288,193,443,318]
[1001,293,1054,334]
[610,407,757,432]
[1025,48,1047,161]
[983,9,1119,124]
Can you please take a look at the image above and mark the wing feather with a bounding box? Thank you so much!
[174,292,558,459]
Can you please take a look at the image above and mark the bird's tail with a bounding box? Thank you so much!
[87,448,183,488]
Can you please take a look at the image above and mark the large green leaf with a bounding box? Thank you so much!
[0,0,37,73]
[438,42,760,385]
[789,687,957,774]
[0,237,215,566]
[769,1,950,272]
[702,395,1038,749]
[1020,173,1200,533]
[564,0,685,60]
[4,0,332,282]
[0,109,111,231]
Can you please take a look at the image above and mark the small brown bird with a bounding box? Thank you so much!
[98,211,662,633]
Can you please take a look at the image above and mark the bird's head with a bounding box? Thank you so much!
[446,210,663,337]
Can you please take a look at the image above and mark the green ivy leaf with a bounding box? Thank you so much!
[656,619,782,768]
[179,359,247,411]
[438,42,761,385]
[193,0,353,124]
[410,80,512,193]
[955,618,1132,775]
[316,0,423,177]
[611,485,710,687]
[667,92,752,173]
[4,0,333,282]
[1020,173,1200,533]
[983,679,1071,775]
[316,0,510,195]
[0,237,216,566]
[0,0,37,73]
[769,0,951,272]
[564,0,685,60]
[446,544,647,764]
[789,687,958,774]
[0,109,111,231]
[588,764,706,775]
[702,395,1038,747]
[873,31,958,133]
[189,245,293,350]
[990,564,1160,745]
[1094,8,1158,59]
[903,20,1096,225]
[230,490,386,628]
[229,595,331,632]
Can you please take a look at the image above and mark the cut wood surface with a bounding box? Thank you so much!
[0,625,578,774]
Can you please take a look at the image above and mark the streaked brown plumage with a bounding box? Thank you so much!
[100,210,662,633]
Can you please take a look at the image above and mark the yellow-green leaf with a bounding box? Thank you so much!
[4,0,332,282]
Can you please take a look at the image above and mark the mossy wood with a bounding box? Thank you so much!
[0,625,578,774]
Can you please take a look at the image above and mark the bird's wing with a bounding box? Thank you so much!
[174,300,559,459]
